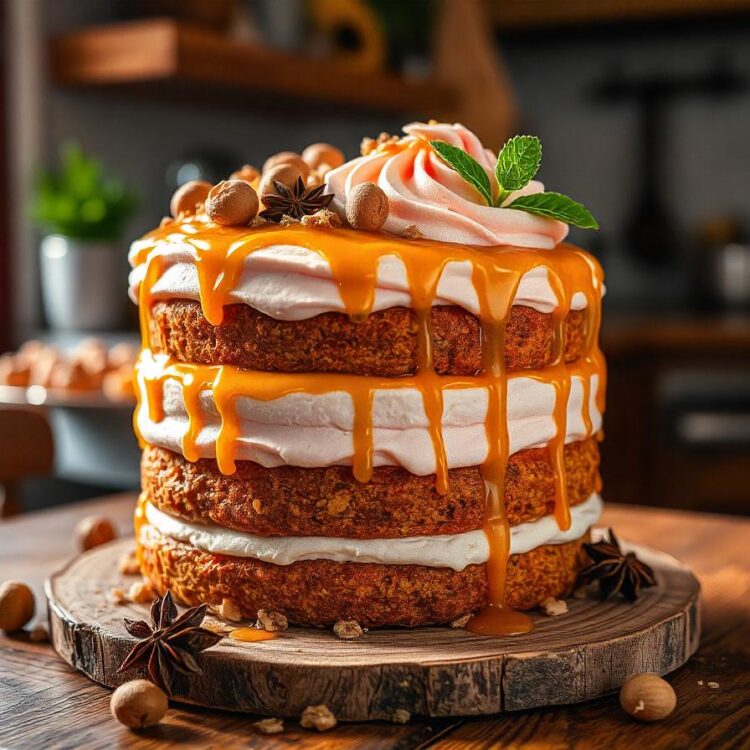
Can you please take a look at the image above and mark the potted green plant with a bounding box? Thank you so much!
[31,144,138,330]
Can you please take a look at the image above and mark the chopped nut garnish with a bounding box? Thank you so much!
[450,614,472,629]
[300,704,337,732]
[301,209,342,229]
[217,598,242,622]
[251,498,262,514]
[249,215,269,228]
[539,597,568,617]
[119,549,141,576]
[279,214,299,226]
[360,132,399,156]
[333,620,363,640]
[128,580,155,604]
[391,708,411,724]
[29,623,49,643]
[401,224,423,239]
[707,681,720,689]
[697,680,704,686]
[202,620,232,636]
[253,717,284,734]
[109,587,128,605]
[257,609,288,632]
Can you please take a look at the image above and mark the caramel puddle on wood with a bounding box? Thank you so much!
[134,218,605,637]
[229,628,278,643]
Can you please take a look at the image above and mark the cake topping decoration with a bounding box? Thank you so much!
[260,177,334,222]
[118,590,223,694]
[345,181,389,231]
[205,180,259,226]
[579,528,656,601]
[430,135,598,229]
[169,179,211,219]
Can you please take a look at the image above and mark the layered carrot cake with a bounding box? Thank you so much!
[129,122,605,633]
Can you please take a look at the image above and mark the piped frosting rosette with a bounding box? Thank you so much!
[325,122,569,249]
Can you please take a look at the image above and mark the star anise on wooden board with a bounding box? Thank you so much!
[117,591,223,694]
[579,528,657,602]
[260,177,334,222]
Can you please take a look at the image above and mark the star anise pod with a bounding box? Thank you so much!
[260,177,334,222]
[579,528,657,602]
[117,591,223,695]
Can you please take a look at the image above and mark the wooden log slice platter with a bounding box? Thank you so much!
[46,534,700,721]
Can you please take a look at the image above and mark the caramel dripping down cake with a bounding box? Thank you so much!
[130,123,605,631]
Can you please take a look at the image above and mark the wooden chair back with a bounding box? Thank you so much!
[0,407,54,517]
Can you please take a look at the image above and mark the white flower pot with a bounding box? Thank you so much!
[40,234,127,331]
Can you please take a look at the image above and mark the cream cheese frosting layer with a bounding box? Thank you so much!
[128,242,593,320]
[135,353,602,474]
[325,122,569,249]
[141,493,603,571]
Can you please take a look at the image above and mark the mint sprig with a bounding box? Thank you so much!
[428,135,598,230]
[430,140,492,207]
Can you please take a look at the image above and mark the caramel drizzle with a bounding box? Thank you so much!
[133,218,605,636]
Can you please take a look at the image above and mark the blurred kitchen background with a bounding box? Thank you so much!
[0,0,749,516]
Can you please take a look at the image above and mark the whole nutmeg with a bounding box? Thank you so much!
[345,182,389,231]
[301,143,345,171]
[258,163,302,199]
[76,516,117,551]
[205,180,259,226]
[169,180,211,218]
[262,151,309,180]
[0,581,35,631]
[110,679,168,729]
[230,164,260,184]
[619,673,677,722]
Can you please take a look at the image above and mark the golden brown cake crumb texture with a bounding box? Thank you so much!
[149,301,586,375]
[138,526,589,627]
[142,438,601,538]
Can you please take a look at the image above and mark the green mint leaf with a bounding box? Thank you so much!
[429,140,492,206]
[495,135,542,195]
[508,192,599,229]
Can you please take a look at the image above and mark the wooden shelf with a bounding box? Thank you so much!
[51,18,457,116]
[492,0,750,29]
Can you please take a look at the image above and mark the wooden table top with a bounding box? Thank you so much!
[1,494,748,750]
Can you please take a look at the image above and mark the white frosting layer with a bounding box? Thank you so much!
[128,242,592,320]
[136,352,602,473]
[142,493,603,571]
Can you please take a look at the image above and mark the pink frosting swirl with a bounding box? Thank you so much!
[325,122,569,249]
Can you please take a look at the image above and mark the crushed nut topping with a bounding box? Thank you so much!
[119,549,140,576]
[300,704,337,732]
[257,609,288,632]
[391,708,411,724]
[360,132,399,156]
[333,620,363,640]
[450,613,472,628]
[216,598,242,622]
[539,597,568,617]
[401,224,423,239]
[253,717,284,734]
[301,209,342,229]
[249,215,269,228]
[109,587,128,605]
[128,580,156,604]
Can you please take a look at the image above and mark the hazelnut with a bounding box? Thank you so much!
[301,143,345,171]
[76,516,117,551]
[0,581,35,631]
[262,151,309,180]
[257,609,288,632]
[619,673,677,722]
[170,180,212,218]
[110,679,168,729]
[258,163,302,199]
[300,704,337,732]
[345,182,389,231]
[205,180,259,226]
[333,620,363,640]
[230,164,260,184]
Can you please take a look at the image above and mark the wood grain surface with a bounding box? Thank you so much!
[46,537,699,720]
[1,494,748,749]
